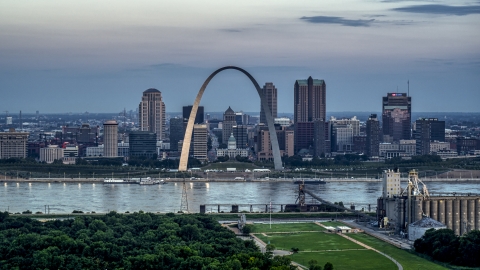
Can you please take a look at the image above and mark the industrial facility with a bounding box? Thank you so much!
[377,169,480,237]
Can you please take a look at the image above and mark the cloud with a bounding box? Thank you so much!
[220,28,243,33]
[300,16,374,27]
[381,0,436,2]
[392,4,480,15]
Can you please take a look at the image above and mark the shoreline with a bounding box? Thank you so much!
[1,177,480,183]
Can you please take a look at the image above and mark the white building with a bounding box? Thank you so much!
[39,145,64,163]
[216,133,249,158]
[274,117,291,127]
[64,145,79,157]
[430,141,450,153]
[86,145,104,157]
[399,140,416,156]
[382,169,401,198]
[118,142,129,157]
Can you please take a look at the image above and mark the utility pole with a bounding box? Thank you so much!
[180,178,189,213]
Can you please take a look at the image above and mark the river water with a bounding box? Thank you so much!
[1,181,479,214]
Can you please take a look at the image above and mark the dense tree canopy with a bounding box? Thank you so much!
[414,228,480,267]
[0,212,293,269]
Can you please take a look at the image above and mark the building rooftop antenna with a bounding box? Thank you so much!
[408,80,410,97]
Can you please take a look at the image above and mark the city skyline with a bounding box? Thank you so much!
[1,1,479,113]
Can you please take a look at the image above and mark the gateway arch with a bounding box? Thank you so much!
[178,66,282,171]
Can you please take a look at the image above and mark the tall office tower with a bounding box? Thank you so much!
[294,77,326,123]
[366,114,380,157]
[169,117,184,151]
[260,82,278,124]
[183,105,204,124]
[294,122,314,153]
[414,118,445,155]
[139,88,166,141]
[232,125,248,148]
[222,106,237,144]
[193,124,208,161]
[382,93,411,142]
[129,131,157,158]
[330,116,360,136]
[294,77,326,153]
[103,120,118,157]
[0,129,29,159]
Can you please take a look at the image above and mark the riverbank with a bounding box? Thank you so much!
[1,177,480,183]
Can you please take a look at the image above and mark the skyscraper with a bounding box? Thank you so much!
[414,118,445,155]
[382,93,411,142]
[169,117,184,151]
[294,77,326,123]
[139,88,166,141]
[222,106,237,144]
[294,77,326,153]
[366,114,380,157]
[193,124,208,161]
[260,82,277,124]
[183,105,204,124]
[103,120,118,157]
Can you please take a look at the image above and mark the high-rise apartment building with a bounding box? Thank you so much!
[183,105,204,124]
[0,129,29,159]
[139,88,166,140]
[366,114,380,157]
[382,93,411,142]
[414,118,445,155]
[103,120,118,157]
[294,77,326,153]
[260,83,277,124]
[222,107,237,144]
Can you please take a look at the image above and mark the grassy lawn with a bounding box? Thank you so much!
[255,232,360,251]
[250,222,325,233]
[203,162,257,170]
[348,233,448,270]
[290,250,397,270]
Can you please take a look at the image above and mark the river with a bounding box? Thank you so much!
[1,181,479,214]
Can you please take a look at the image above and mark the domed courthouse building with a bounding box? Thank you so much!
[216,133,249,159]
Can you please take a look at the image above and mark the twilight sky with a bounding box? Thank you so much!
[1,0,479,114]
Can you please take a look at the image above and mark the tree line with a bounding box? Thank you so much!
[414,228,480,267]
[0,211,295,269]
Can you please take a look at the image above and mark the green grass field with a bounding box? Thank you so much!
[348,233,448,270]
[255,232,360,251]
[250,222,325,233]
[290,250,397,270]
[250,222,448,270]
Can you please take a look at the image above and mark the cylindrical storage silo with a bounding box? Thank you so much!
[438,200,445,224]
[468,200,475,232]
[446,200,453,230]
[430,200,438,221]
[453,199,460,235]
[423,200,430,217]
[400,199,405,230]
[460,199,468,235]
[476,199,480,230]
[415,198,423,222]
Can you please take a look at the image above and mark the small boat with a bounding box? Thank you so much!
[293,179,326,185]
[103,179,135,184]
[139,177,162,185]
